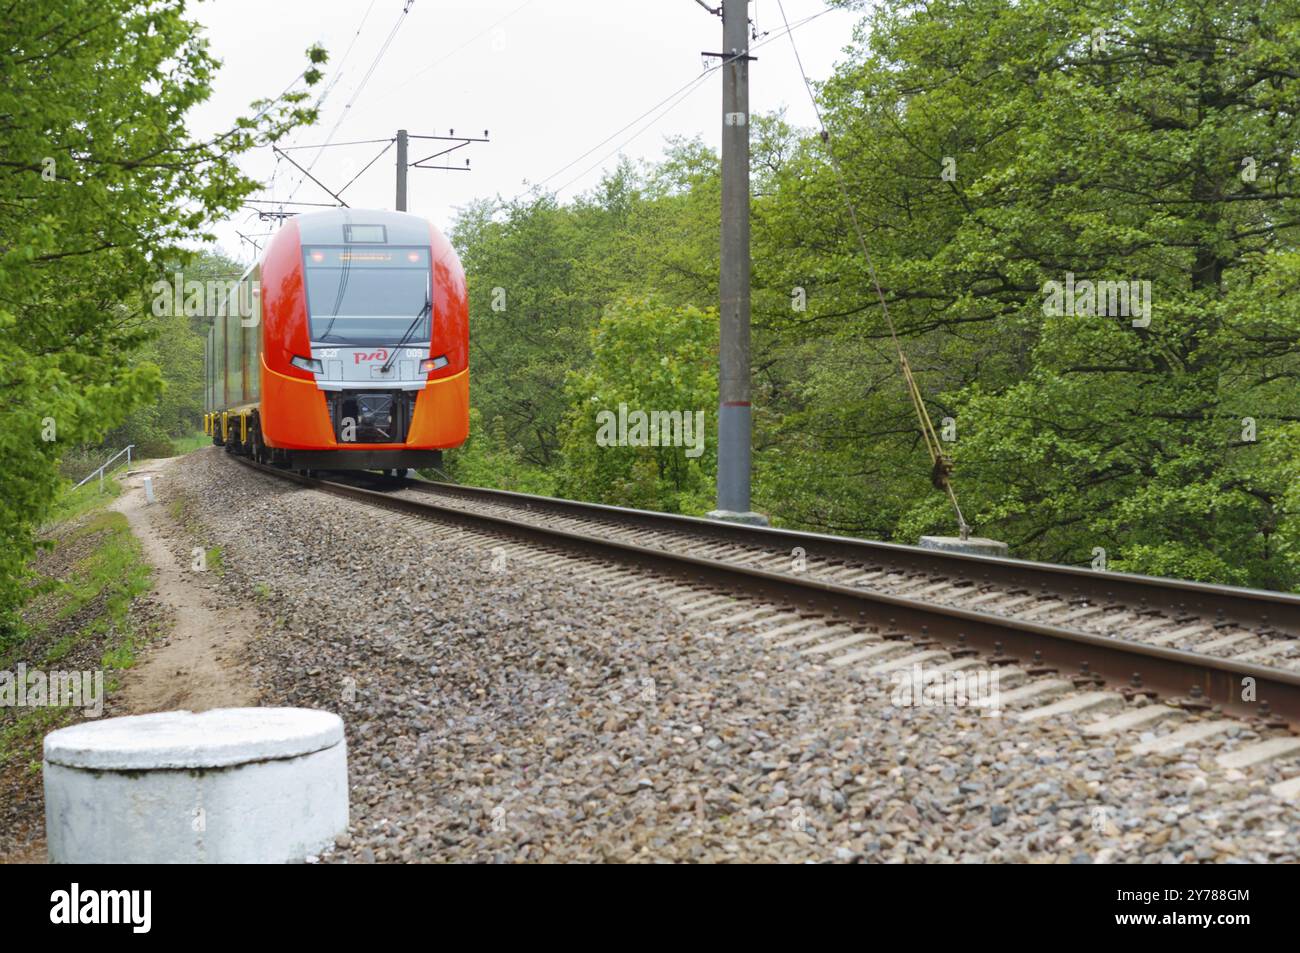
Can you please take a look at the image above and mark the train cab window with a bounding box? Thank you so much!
[303,245,431,347]
[343,224,386,243]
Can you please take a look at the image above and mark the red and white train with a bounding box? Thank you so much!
[204,209,469,471]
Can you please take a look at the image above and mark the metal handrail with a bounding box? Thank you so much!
[72,445,135,491]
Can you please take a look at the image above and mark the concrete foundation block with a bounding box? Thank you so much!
[918,535,1010,558]
[707,509,771,527]
[43,708,348,864]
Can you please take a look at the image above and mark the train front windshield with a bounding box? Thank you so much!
[303,246,431,345]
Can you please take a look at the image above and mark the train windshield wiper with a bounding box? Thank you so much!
[381,297,431,373]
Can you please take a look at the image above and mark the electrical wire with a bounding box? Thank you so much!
[547,71,716,197]
[337,139,396,196]
[773,0,971,537]
[285,1,416,204]
[522,7,830,201]
[269,1,379,203]
[382,0,536,94]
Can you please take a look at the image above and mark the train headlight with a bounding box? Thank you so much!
[291,355,324,374]
[420,355,449,373]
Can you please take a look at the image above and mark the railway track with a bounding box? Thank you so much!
[181,449,1300,862]
[225,451,1300,803]
[228,454,1300,734]
[394,479,1300,645]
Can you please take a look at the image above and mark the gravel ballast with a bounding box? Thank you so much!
[154,448,1300,863]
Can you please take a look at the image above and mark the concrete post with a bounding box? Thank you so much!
[396,129,408,211]
[710,1,767,527]
[44,708,348,863]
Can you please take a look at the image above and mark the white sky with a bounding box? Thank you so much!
[189,0,863,264]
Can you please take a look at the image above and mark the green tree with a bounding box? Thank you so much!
[98,250,243,457]
[754,0,1300,587]
[557,296,718,513]
[0,0,326,626]
[452,143,730,476]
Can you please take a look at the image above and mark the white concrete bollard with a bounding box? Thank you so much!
[43,708,348,863]
[142,475,156,504]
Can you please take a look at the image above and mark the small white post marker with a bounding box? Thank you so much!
[43,708,348,863]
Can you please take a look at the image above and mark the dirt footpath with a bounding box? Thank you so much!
[111,457,259,713]
[0,454,264,863]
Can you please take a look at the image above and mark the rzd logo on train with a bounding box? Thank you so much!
[354,349,389,363]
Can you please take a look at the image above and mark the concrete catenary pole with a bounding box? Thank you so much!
[712,1,764,524]
[395,128,409,211]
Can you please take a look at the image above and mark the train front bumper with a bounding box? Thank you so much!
[261,360,468,451]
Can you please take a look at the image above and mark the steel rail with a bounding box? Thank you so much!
[229,455,1300,722]
[396,478,1300,635]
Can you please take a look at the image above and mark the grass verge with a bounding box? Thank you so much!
[170,431,210,456]
[1,493,154,771]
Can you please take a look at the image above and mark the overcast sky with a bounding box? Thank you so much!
[188,0,864,263]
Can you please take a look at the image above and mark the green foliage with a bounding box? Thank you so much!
[754,0,1300,586]
[454,194,594,468]
[439,409,557,495]
[452,145,728,472]
[98,250,240,456]
[45,476,124,528]
[1,509,152,768]
[205,546,224,576]
[0,1,325,629]
[169,432,212,456]
[448,0,1300,591]
[557,297,718,513]
[38,512,151,666]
